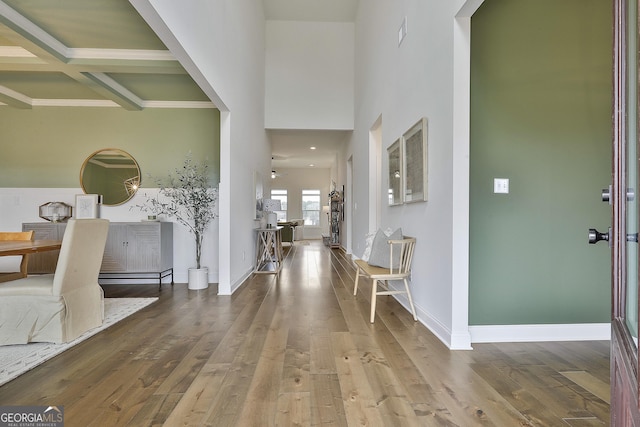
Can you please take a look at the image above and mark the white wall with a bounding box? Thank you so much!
[0,188,218,283]
[269,168,332,240]
[345,0,471,348]
[132,0,271,294]
[265,21,354,130]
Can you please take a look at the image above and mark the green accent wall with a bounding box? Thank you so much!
[469,0,612,325]
[0,107,220,188]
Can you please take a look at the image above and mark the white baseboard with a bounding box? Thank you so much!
[390,290,472,350]
[222,266,254,295]
[469,323,611,343]
[390,284,609,348]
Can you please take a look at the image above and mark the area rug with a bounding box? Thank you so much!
[0,297,157,387]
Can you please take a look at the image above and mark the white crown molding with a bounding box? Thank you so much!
[68,48,176,61]
[31,99,119,107]
[30,99,216,109]
[144,100,216,109]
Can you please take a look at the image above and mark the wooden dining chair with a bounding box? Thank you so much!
[353,236,417,323]
[0,231,35,283]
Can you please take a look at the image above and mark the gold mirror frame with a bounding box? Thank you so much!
[80,148,141,206]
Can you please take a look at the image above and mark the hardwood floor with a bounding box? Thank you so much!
[0,241,610,426]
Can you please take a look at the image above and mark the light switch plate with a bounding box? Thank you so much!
[494,178,509,194]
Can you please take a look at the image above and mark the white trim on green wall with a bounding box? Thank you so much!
[469,324,611,343]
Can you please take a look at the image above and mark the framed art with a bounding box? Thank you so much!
[387,139,403,206]
[253,170,264,219]
[402,117,428,203]
[341,184,345,220]
[75,194,100,219]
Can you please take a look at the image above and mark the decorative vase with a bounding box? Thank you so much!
[188,267,208,290]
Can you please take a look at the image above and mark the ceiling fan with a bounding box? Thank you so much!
[271,170,288,179]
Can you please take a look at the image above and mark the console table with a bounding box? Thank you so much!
[23,221,173,288]
[255,227,283,274]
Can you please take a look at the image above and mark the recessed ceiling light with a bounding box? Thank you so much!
[309,164,315,167]
[310,146,316,150]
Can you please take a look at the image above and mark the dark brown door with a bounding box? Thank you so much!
[610,0,640,424]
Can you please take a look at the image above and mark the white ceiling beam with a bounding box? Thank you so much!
[0,1,68,61]
[80,72,144,111]
[0,84,31,108]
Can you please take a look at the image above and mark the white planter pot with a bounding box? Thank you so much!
[188,267,209,290]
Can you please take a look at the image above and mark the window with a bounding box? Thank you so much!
[270,189,287,222]
[302,189,321,226]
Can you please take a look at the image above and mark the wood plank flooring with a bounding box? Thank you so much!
[0,241,610,426]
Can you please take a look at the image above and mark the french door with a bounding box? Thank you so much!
[610,0,640,424]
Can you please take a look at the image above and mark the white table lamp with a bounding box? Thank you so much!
[262,199,281,228]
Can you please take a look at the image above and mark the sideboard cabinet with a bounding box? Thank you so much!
[23,221,173,285]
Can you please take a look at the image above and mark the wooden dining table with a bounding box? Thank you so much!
[0,239,62,283]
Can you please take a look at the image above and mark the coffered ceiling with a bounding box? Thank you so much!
[0,0,211,110]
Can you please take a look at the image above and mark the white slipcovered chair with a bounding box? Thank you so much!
[0,219,109,345]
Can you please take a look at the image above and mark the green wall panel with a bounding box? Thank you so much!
[469,0,612,325]
[0,107,220,188]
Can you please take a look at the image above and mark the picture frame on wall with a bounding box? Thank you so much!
[402,117,428,203]
[75,194,100,219]
[341,184,345,220]
[387,139,403,206]
[253,170,264,219]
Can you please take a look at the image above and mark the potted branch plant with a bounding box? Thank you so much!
[134,153,218,290]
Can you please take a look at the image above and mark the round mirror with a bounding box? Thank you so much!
[80,148,141,206]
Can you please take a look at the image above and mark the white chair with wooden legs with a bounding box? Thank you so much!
[0,219,109,344]
[353,236,417,323]
[0,230,34,283]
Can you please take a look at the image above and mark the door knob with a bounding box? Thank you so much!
[588,228,610,244]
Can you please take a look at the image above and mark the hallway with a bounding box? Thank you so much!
[0,241,610,426]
